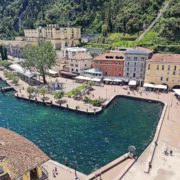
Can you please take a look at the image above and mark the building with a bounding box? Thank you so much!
[63,47,87,59]
[82,68,103,78]
[24,24,81,50]
[145,54,180,89]
[0,40,38,59]
[123,49,149,84]
[68,53,93,74]
[92,52,125,77]
[0,128,49,180]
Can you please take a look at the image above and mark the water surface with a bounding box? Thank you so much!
[0,81,163,174]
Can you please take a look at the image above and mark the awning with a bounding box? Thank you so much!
[48,69,58,75]
[75,76,90,81]
[173,89,180,96]
[128,80,137,86]
[155,84,167,90]
[9,64,35,78]
[60,71,78,77]
[143,83,167,90]
[92,78,101,82]
[143,83,155,88]
[75,76,101,82]
[103,76,122,82]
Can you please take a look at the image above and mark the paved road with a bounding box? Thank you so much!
[137,0,171,41]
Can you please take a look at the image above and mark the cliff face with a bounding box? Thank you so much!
[0,0,179,42]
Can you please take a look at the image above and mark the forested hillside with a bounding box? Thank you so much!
[0,0,164,37]
[0,0,179,43]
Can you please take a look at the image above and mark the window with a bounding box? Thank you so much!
[166,78,169,81]
[141,57,145,61]
[134,68,136,71]
[127,57,131,61]
[127,62,130,66]
[156,65,159,70]
[72,68,74,71]
[134,57,137,61]
[168,65,170,71]
[127,68,129,71]
[133,73,136,77]
[76,69,78,72]
[127,73,129,77]
[160,77,163,81]
[173,71,176,75]
[85,64,86,67]
[174,66,177,70]
[148,64,150,70]
[162,65,164,70]
[134,62,136,67]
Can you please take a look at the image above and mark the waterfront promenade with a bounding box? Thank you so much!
[0,71,180,180]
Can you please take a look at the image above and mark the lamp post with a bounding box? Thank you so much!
[171,92,174,107]
[106,87,107,100]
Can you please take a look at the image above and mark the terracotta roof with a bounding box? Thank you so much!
[71,53,92,60]
[94,52,125,61]
[148,54,180,63]
[0,128,49,179]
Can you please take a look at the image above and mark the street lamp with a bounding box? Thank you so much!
[106,87,107,100]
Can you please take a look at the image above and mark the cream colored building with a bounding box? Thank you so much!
[24,24,81,50]
[68,53,93,74]
[145,54,180,89]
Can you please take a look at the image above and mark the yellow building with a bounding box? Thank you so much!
[24,24,81,50]
[0,128,49,180]
[145,54,180,89]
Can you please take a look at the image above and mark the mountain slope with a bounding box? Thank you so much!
[0,0,179,43]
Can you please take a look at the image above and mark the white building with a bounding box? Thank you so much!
[68,53,93,74]
[64,47,87,59]
[124,49,149,84]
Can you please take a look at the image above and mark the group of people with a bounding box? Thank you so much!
[164,148,173,156]
[53,167,58,178]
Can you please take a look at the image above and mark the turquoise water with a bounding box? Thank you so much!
[0,81,164,174]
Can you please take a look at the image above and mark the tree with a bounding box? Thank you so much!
[23,42,56,84]
[12,76,19,85]
[53,91,64,103]
[39,87,48,99]
[72,88,81,98]
[27,86,35,98]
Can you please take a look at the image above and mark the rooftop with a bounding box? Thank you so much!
[147,54,180,63]
[65,47,87,52]
[0,128,49,179]
[71,53,92,60]
[94,52,125,61]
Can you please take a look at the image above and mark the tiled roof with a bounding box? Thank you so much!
[147,54,180,63]
[0,128,49,179]
[94,52,125,61]
[71,53,92,60]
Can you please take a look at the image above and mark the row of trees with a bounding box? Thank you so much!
[27,86,64,103]
[3,71,19,85]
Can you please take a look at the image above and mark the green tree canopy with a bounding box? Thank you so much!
[23,41,56,84]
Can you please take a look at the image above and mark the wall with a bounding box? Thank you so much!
[145,62,180,88]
